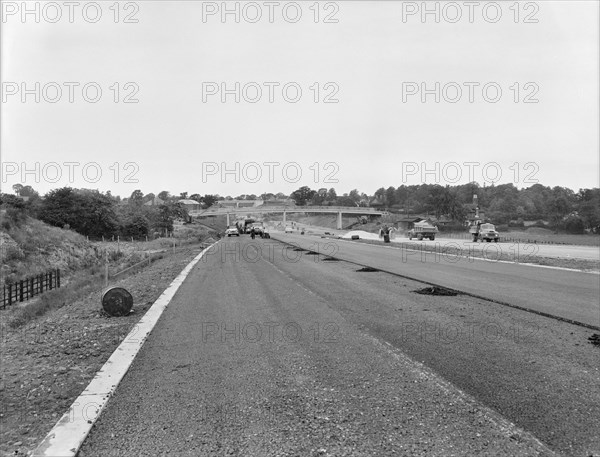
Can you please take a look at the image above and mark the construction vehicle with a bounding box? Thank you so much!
[472,223,499,242]
[407,221,438,241]
[467,194,499,242]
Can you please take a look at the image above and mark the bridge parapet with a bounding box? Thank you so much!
[190,205,384,217]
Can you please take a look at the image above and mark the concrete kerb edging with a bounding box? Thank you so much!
[32,240,220,457]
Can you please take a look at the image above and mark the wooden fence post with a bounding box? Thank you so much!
[8,284,12,307]
[49,271,53,290]
[30,277,35,298]
[56,269,61,288]
[105,250,109,288]
[19,280,24,302]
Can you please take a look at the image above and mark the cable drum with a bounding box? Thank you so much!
[102,287,133,316]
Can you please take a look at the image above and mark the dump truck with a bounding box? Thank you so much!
[407,221,438,241]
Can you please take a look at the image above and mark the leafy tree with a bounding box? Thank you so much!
[39,187,118,237]
[311,191,326,206]
[20,185,39,198]
[385,187,396,207]
[120,211,151,238]
[201,194,218,208]
[290,186,316,206]
[260,192,275,200]
[157,191,171,201]
[349,189,361,206]
[563,215,585,234]
[326,188,337,202]
[129,189,144,206]
[142,193,156,204]
[151,202,188,235]
[576,188,600,231]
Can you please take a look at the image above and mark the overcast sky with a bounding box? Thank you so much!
[1,1,598,198]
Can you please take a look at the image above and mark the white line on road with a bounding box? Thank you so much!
[32,241,220,457]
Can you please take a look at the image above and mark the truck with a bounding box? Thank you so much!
[407,221,438,241]
[470,222,499,242]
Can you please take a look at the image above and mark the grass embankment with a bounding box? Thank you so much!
[1,215,100,285]
[1,215,214,328]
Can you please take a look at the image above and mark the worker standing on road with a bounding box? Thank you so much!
[473,220,482,242]
[250,227,256,240]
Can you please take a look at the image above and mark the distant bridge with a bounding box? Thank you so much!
[189,206,385,229]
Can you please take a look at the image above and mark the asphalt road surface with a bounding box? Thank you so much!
[79,237,600,456]
[274,233,600,329]
[291,226,600,261]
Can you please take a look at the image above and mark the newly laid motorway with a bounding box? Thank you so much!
[78,236,600,456]
[281,233,600,328]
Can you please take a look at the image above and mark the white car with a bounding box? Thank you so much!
[225,226,240,237]
[284,226,293,233]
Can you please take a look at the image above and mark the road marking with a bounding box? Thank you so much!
[32,241,220,457]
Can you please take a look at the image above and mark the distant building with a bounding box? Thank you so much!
[178,199,201,211]
[426,215,453,226]
[369,196,385,208]
[144,196,165,206]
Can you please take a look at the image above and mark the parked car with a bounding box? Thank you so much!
[225,226,240,237]
[284,226,293,233]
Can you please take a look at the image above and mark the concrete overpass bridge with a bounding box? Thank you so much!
[189,206,385,230]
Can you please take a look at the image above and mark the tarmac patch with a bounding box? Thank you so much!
[357,267,379,272]
[413,286,459,296]
[588,333,600,347]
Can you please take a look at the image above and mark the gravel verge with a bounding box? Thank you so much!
[0,245,205,457]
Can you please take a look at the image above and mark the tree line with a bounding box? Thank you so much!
[1,187,198,239]
[3,182,600,236]
[288,183,600,233]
